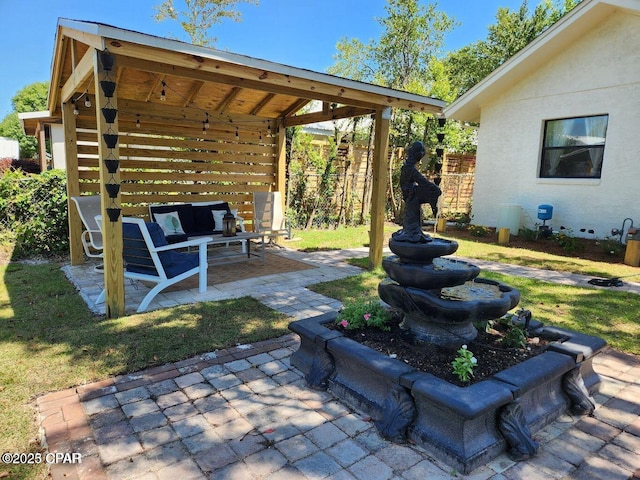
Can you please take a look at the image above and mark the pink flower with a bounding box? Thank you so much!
[340,319,349,328]
[363,313,371,321]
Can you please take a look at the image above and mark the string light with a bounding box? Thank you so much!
[202,121,207,135]
[136,114,140,128]
[84,95,91,108]
[148,74,282,133]
[72,100,79,116]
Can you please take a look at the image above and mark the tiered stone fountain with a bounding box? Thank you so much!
[379,236,519,346]
[289,142,606,473]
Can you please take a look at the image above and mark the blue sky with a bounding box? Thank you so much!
[0,0,527,119]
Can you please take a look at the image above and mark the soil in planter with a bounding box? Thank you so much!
[332,314,552,387]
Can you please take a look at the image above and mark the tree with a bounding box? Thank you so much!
[0,82,49,159]
[445,0,580,97]
[154,0,259,46]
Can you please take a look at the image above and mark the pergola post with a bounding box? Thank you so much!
[274,117,287,220]
[63,101,84,266]
[369,107,391,269]
[274,117,286,194]
[94,49,125,318]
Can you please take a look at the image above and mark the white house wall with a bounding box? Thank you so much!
[472,10,640,239]
[50,124,66,170]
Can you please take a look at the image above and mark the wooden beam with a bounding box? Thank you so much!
[63,101,84,266]
[215,86,241,112]
[282,98,311,117]
[284,105,375,127]
[37,125,47,172]
[369,107,391,268]
[94,49,125,318]
[146,75,164,103]
[275,117,287,194]
[60,46,95,103]
[183,80,204,107]
[250,93,275,115]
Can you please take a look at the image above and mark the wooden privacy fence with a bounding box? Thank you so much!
[74,122,278,230]
[289,140,475,227]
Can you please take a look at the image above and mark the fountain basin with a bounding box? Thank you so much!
[382,256,481,289]
[289,312,606,474]
[388,237,459,264]
[378,277,521,344]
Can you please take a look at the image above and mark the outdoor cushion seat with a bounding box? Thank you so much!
[253,191,291,245]
[123,222,200,278]
[70,195,103,258]
[149,202,244,243]
[95,216,211,313]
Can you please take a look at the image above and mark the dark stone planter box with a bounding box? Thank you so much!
[289,312,606,474]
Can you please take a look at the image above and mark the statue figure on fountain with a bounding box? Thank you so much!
[392,141,442,243]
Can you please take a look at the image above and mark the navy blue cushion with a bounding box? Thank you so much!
[123,222,199,278]
[123,222,158,275]
[150,204,196,235]
[165,233,189,244]
[192,203,229,233]
[160,250,200,278]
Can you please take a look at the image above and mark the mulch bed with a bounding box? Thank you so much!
[333,313,551,387]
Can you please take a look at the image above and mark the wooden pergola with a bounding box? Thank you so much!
[47,18,445,317]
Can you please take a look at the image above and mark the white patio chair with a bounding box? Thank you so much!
[70,195,103,259]
[253,191,291,246]
[95,216,211,313]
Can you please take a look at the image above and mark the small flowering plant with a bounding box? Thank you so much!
[336,299,391,331]
[451,345,478,383]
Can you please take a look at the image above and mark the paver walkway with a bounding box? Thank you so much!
[40,247,640,479]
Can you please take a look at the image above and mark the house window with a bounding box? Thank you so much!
[539,115,608,178]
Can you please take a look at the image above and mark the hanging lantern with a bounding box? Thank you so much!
[222,211,237,237]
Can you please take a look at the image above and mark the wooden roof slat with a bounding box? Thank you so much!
[282,98,312,117]
[110,43,443,113]
[183,80,205,107]
[250,93,275,115]
[215,86,241,112]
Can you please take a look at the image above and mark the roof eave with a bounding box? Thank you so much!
[57,18,445,114]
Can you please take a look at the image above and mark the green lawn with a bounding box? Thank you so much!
[0,262,290,480]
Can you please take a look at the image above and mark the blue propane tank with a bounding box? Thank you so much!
[538,204,553,221]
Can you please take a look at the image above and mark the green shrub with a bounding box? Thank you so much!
[336,298,392,331]
[551,227,583,254]
[596,236,624,256]
[0,169,69,258]
[519,227,539,242]
[468,225,491,237]
[500,323,527,348]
